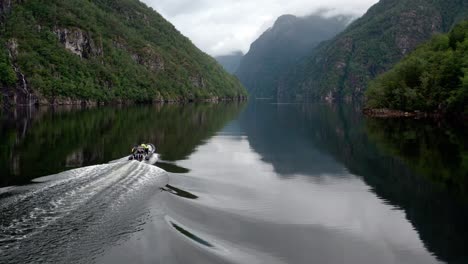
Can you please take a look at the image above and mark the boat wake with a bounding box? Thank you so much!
[0,159,168,264]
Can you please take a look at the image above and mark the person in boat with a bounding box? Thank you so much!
[132,144,150,155]
[141,144,150,154]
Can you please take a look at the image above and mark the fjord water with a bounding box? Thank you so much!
[1,102,467,264]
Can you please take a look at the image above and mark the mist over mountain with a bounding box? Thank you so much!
[288,0,468,101]
[235,13,352,99]
[215,51,244,74]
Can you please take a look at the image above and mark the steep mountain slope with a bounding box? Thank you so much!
[365,21,468,115]
[0,0,246,106]
[215,51,244,74]
[291,0,468,101]
[235,13,351,98]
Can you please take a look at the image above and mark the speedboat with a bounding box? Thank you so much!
[129,144,156,162]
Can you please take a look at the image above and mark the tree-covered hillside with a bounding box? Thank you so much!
[366,21,468,115]
[0,0,246,106]
[289,0,468,101]
[236,13,351,99]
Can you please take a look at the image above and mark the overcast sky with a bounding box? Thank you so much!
[141,0,379,56]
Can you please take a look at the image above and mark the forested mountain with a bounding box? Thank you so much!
[0,0,246,106]
[366,21,468,115]
[288,0,468,101]
[215,51,243,74]
[235,13,351,98]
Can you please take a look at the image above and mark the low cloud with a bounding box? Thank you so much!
[141,0,378,56]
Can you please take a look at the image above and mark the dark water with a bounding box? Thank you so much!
[0,102,467,264]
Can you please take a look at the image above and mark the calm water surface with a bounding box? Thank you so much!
[0,102,467,264]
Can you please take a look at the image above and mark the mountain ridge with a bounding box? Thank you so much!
[288,0,468,101]
[235,12,352,98]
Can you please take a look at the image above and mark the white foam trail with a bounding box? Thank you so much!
[0,158,168,264]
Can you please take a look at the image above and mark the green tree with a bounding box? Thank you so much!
[366,21,468,115]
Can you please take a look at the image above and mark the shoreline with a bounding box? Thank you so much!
[362,108,468,120]
[1,95,248,109]
[363,108,441,118]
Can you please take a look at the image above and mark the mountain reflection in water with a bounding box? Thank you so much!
[0,101,467,264]
[0,103,244,187]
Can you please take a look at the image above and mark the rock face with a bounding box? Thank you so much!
[235,13,352,99]
[130,47,165,72]
[394,9,442,55]
[189,75,205,89]
[6,38,18,57]
[113,39,165,72]
[0,0,24,21]
[54,28,103,58]
[0,0,12,16]
[1,0,16,17]
[289,0,468,100]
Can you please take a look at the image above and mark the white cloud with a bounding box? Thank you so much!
[141,0,379,56]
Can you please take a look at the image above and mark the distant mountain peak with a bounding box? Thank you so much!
[274,14,298,26]
[236,13,352,98]
[226,50,244,56]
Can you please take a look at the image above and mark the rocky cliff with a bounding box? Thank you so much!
[0,0,246,106]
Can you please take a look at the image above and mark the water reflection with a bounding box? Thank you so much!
[161,184,199,199]
[153,126,438,264]
[167,218,214,248]
[364,118,468,263]
[156,162,190,174]
[2,101,467,264]
[366,118,468,196]
[239,102,468,263]
[0,103,245,187]
[238,102,345,177]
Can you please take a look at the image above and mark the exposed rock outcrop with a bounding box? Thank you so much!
[0,0,22,18]
[131,47,165,72]
[53,27,103,58]
[114,40,165,72]
[189,75,206,89]
[6,38,18,57]
[395,8,442,55]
